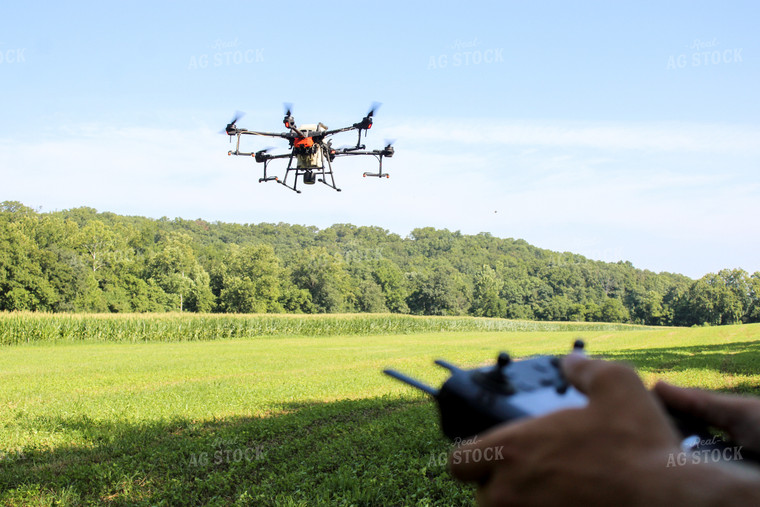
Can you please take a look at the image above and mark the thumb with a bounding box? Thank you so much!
[562,354,646,405]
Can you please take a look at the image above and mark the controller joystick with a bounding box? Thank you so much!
[384,341,587,440]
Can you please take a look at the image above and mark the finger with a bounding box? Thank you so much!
[449,407,581,483]
[654,381,758,435]
[562,354,645,403]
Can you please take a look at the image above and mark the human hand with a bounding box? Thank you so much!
[654,381,760,454]
[449,355,760,506]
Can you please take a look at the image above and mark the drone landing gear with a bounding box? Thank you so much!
[277,179,301,194]
[362,153,390,178]
[277,155,341,193]
[319,178,341,192]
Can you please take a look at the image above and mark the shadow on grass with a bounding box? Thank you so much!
[0,397,473,506]
[596,340,760,371]
[594,340,760,393]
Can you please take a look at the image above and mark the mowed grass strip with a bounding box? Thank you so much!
[1,323,759,505]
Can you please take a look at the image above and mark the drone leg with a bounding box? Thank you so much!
[362,155,390,179]
[277,179,301,193]
[318,156,341,192]
[259,160,279,183]
[277,155,295,189]
[356,129,364,149]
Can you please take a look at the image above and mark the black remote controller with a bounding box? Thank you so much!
[384,340,588,441]
[384,340,758,466]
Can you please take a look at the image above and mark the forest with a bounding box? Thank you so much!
[1,201,758,326]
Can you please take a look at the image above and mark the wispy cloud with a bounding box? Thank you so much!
[387,119,760,154]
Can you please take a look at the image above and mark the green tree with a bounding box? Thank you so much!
[408,262,470,316]
[219,244,284,313]
[471,265,505,317]
[370,259,409,313]
[148,232,212,312]
[290,247,356,313]
[0,217,58,311]
[600,298,629,323]
[746,272,760,323]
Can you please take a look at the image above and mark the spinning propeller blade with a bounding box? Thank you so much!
[283,103,296,129]
[367,102,382,118]
[230,110,245,125]
[221,110,245,134]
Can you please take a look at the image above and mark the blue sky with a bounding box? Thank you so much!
[1,1,758,278]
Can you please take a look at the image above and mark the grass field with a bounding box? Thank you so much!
[1,314,759,505]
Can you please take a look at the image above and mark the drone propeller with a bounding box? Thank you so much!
[354,102,381,131]
[254,146,276,163]
[221,110,246,135]
[367,101,382,118]
[382,139,395,157]
[230,110,245,125]
[283,103,296,129]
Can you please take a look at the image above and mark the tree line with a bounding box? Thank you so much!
[1,201,758,326]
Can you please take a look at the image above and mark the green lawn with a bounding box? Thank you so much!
[1,320,759,505]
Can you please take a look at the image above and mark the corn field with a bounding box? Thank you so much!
[0,312,649,345]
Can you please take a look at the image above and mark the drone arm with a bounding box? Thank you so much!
[321,125,358,137]
[288,125,308,138]
[332,148,393,158]
[228,150,292,161]
[239,130,293,139]
[331,150,377,157]
[260,153,292,160]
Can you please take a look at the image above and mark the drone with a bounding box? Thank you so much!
[223,103,395,193]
